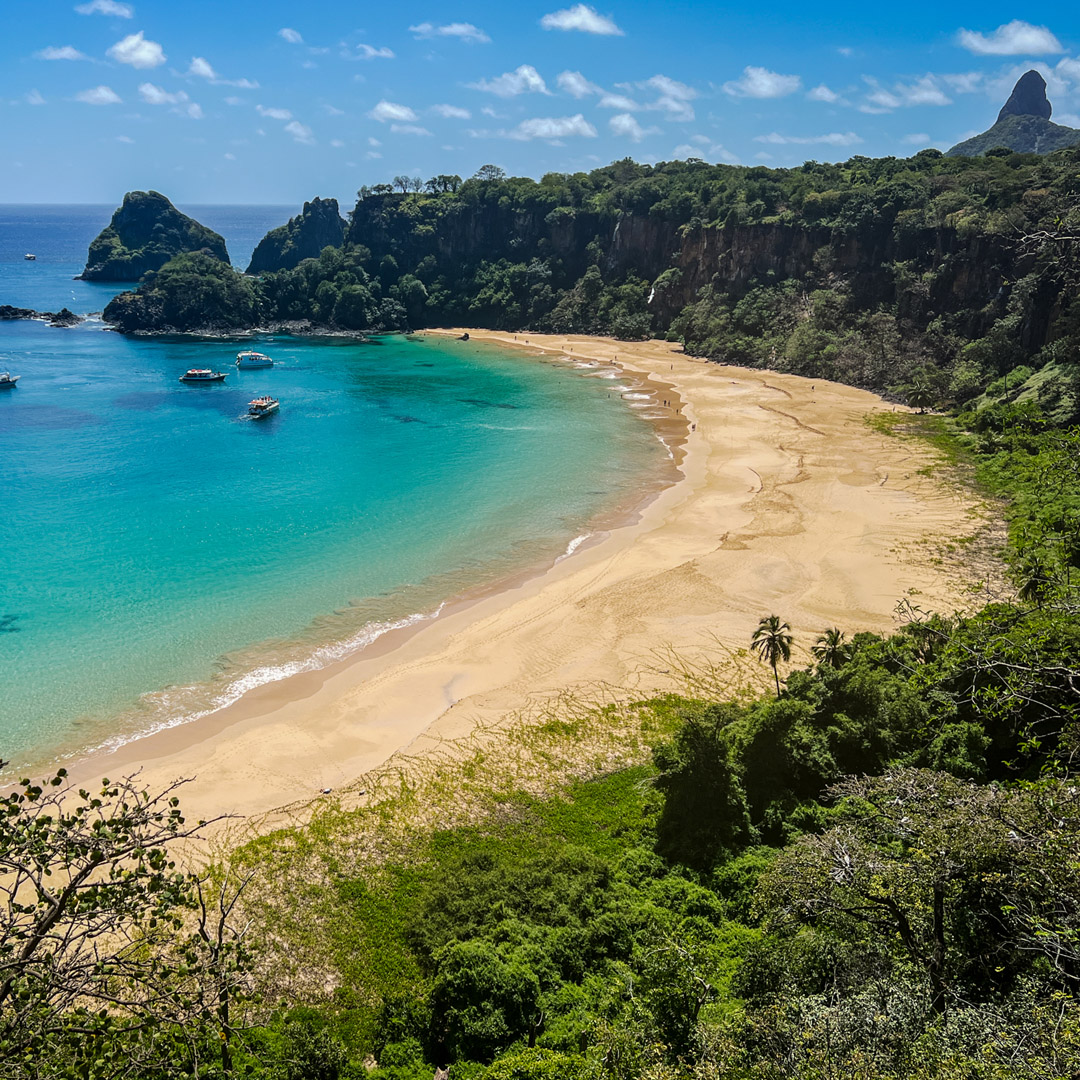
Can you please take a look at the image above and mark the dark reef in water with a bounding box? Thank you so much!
[0,305,82,327]
[79,191,230,282]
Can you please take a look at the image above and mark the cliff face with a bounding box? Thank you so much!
[80,191,230,282]
[947,70,1080,157]
[246,197,347,274]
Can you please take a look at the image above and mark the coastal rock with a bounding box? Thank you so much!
[998,69,1052,122]
[247,197,347,274]
[0,304,83,326]
[80,191,230,282]
[947,70,1080,156]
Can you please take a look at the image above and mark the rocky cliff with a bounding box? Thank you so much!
[80,191,230,282]
[246,197,347,274]
[947,70,1080,157]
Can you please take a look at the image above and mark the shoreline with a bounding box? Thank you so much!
[67,333,985,827]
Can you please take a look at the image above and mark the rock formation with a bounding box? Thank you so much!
[947,70,1080,157]
[79,191,230,282]
[246,197,347,274]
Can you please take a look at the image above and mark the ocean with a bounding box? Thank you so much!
[0,206,668,771]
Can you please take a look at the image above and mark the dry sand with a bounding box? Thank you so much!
[80,333,988,827]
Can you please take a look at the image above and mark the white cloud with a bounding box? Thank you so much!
[284,120,314,143]
[368,136,381,146]
[837,46,853,57]
[942,72,983,93]
[369,100,416,122]
[330,138,345,147]
[278,28,303,44]
[183,102,203,119]
[257,104,292,120]
[115,134,134,142]
[409,21,490,44]
[557,70,601,98]
[323,103,345,115]
[638,74,697,120]
[1056,111,1080,127]
[609,113,658,141]
[76,0,133,16]
[365,150,382,159]
[107,31,165,69]
[599,92,640,110]
[807,84,840,103]
[540,4,623,35]
[26,89,46,105]
[36,45,88,60]
[723,66,801,98]
[469,64,549,97]
[75,84,121,104]
[188,56,216,79]
[390,123,433,135]
[349,44,394,60]
[900,133,930,144]
[509,113,597,140]
[224,152,235,159]
[138,82,187,105]
[860,75,951,112]
[671,138,738,163]
[957,20,1063,56]
[754,131,863,146]
[224,95,244,106]
[431,104,471,118]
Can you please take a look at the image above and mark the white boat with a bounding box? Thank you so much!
[248,396,279,418]
[236,350,273,369]
[179,368,227,383]
[23,253,36,261]
[0,372,20,388]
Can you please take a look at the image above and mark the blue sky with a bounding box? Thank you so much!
[3,0,1078,204]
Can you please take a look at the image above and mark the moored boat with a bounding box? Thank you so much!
[248,396,279,418]
[0,372,20,388]
[236,350,273,369]
[23,253,36,261]
[179,368,227,383]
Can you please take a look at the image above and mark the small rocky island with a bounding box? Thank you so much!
[246,197,347,274]
[947,70,1080,157]
[80,191,230,282]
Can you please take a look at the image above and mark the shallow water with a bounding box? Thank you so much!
[0,208,666,769]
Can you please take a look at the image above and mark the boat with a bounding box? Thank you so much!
[23,253,36,261]
[179,368,227,383]
[236,350,273,369]
[0,372,19,388]
[248,396,279,418]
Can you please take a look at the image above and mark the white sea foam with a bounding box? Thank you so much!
[622,392,652,401]
[76,605,446,758]
[555,533,591,563]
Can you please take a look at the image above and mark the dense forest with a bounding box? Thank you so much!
[7,402,1080,1078]
[103,148,1080,418]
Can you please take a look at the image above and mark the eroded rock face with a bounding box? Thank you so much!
[80,191,230,282]
[998,70,1052,122]
[246,197,347,273]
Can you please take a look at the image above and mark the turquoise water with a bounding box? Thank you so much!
[0,209,668,770]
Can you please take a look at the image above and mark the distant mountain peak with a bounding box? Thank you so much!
[997,70,1052,123]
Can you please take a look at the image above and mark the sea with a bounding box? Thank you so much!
[0,206,670,772]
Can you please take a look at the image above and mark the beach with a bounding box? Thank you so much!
[77,332,988,827]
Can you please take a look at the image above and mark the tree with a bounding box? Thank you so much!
[905,375,935,413]
[474,164,507,182]
[751,615,793,697]
[0,769,254,1079]
[811,627,852,669]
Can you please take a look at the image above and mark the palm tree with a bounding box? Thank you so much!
[811,627,852,669]
[906,377,935,414]
[751,615,793,697]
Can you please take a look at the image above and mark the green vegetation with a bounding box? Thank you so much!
[81,190,230,282]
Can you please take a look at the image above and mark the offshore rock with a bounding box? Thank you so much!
[948,70,1080,156]
[247,197,347,273]
[79,191,230,282]
[0,304,83,326]
[998,70,1052,122]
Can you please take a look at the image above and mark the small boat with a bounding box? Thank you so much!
[248,396,279,418]
[0,372,20,388]
[179,368,227,383]
[236,350,273,369]
[23,253,36,261]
